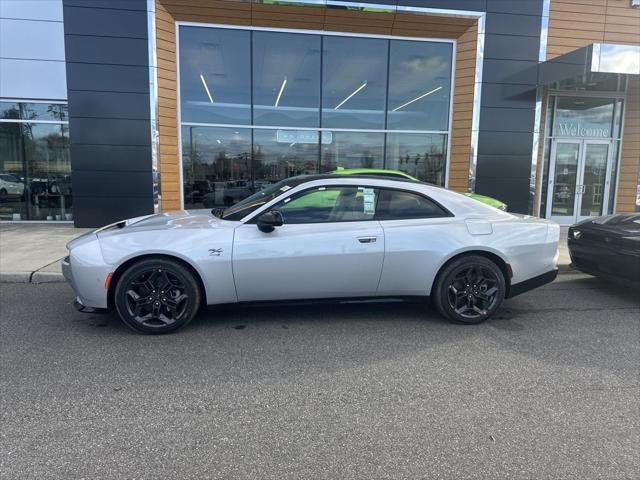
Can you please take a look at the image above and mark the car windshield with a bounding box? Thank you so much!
[219,176,309,220]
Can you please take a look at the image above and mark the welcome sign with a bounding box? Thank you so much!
[556,123,610,138]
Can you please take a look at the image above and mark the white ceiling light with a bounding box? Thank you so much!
[334,81,368,110]
[392,86,443,112]
[275,77,287,108]
[200,74,214,103]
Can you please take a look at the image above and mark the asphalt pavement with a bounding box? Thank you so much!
[1,273,638,479]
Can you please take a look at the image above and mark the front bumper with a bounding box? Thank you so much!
[73,296,109,314]
[61,236,112,310]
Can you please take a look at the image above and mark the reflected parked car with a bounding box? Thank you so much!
[202,179,254,208]
[0,173,24,197]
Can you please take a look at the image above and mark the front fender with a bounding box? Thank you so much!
[98,229,237,305]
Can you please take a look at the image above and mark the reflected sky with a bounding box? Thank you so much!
[179,26,453,132]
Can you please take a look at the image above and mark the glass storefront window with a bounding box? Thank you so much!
[179,27,251,125]
[321,36,388,129]
[181,126,252,209]
[554,73,626,93]
[178,26,454,208]
[253,129,319,184]
[320,131,384,172]
[553,97,615,138]
[0,102,70,221]
[252,32,321,128]
[385,133,447,186]
[386,40,452,131]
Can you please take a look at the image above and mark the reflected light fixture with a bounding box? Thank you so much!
[334,81,368,110]
[392,86,442,112]
[275,77,287,108]
[200,74,214,103]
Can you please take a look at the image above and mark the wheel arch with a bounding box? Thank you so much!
[107,253,207,310]
[430,249,512,298]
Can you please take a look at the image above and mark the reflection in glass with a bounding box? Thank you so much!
[581,143,609,217]
[177,28,458,209]
[551,142,580,216]
[386,40,452,131]
[0,120,71,221]
[553,97,615,138]
[1,102,67,121]
[253,129,319,185]
[252,32,321,127]
[385,133,447,186]
[554,72,626,93]
[321,36,388,129]
[320,131,384,172]
[0,123,26,220]
[179,26,251,124]
[181,126,252,209]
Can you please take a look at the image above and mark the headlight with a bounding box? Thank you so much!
[571,229,582,239]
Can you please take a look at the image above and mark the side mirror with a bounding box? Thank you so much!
[256,210,283,233]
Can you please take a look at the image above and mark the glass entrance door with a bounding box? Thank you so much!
[546,139,612,225]
[577,142,610,222]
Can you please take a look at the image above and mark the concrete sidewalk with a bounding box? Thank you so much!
[0,223,572,283]
[0,224,91,283]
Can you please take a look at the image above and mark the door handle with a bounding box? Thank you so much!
[357,236,377,244]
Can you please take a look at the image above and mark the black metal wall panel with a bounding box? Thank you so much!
[63,0,153,227]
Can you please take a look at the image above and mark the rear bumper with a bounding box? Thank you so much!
[506,269,558,298]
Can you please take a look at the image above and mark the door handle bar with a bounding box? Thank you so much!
[357,236,377,244]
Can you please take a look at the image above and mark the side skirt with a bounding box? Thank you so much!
[506,269,558,299]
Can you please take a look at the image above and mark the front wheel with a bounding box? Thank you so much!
[114,258,201,334]
[432,255,506,324]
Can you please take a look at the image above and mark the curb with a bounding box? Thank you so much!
[0,271,65,284]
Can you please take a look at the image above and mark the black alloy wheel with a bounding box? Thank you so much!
[433,255,506,324]
[114,258,201,334]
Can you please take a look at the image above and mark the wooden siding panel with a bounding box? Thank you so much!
[615,75,639,213]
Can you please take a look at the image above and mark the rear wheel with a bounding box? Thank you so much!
[114,258,201,334]
[432,255,505,324]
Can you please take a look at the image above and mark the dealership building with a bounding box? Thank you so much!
[0,0,638,227]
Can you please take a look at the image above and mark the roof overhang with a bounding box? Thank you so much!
[538,43,640,86]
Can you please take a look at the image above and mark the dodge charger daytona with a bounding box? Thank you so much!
[63,175,560,334]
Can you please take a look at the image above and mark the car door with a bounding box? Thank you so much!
[232,185,385,302]
[375,188,458,296]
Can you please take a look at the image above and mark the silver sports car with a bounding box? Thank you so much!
[63,175,559,334]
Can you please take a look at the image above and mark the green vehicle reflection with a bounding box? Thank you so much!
[333,167,508,211]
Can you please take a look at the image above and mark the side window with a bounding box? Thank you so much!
[275,186,379,224]
[377,189,448,220]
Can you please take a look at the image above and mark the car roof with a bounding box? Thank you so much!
[290,173,422,185]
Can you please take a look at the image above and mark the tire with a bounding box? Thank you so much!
[432,255,506,325]
[114,258,201,334]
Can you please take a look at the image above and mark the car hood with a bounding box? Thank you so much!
[576,214,640,236]
[96,209,227,236]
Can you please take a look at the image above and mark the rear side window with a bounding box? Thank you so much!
[377,189,449,220]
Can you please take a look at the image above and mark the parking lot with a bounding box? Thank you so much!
[1,272,638,479]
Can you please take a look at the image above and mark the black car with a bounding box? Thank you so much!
[568,214,640,285]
